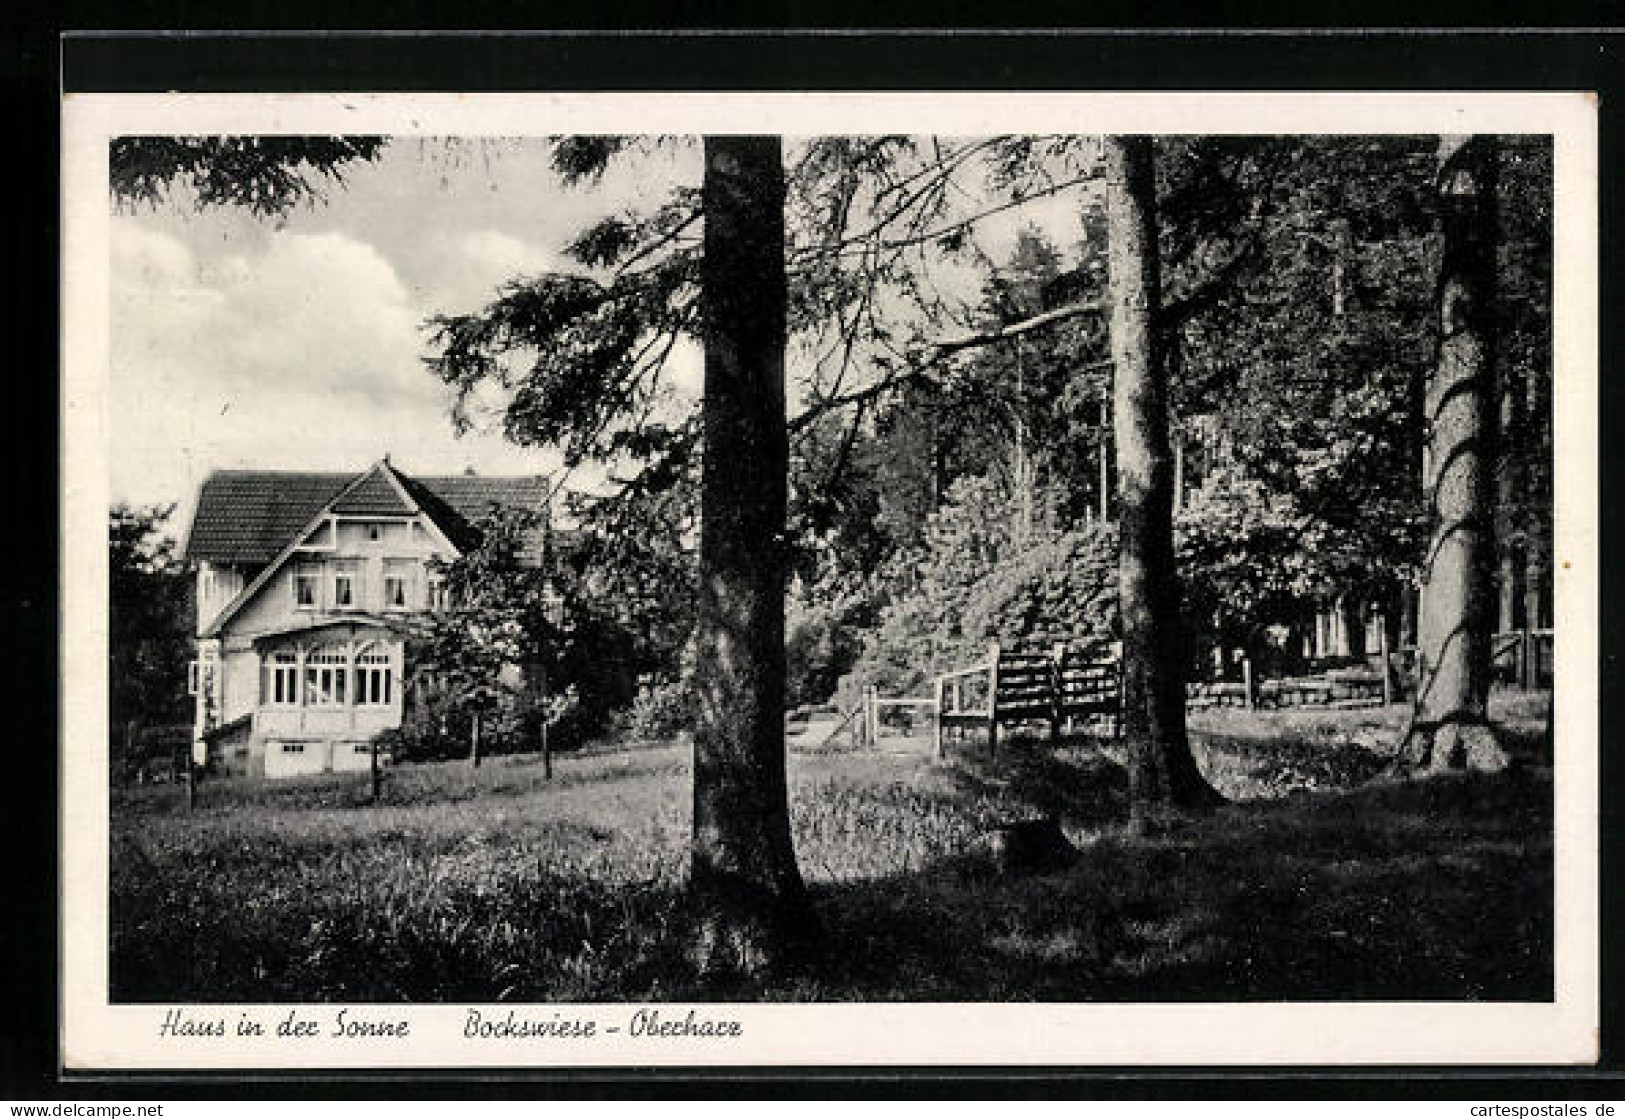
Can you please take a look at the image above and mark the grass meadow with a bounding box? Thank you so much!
[109,689,1553,1003]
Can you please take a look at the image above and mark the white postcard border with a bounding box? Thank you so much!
[61,90,1599,1070]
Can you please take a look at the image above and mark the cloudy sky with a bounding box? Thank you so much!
[110,136,1086,532]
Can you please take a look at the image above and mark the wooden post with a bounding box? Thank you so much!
[864,686,876,746]
[1519,627,1532,690]
[541,661,553,780]
[471,708,482,769]
[1173,434,1185,513]
[1113,653,1125,740]
[185,742,196,811]
[1050,642,1066,742]
[1241,656,1255,712]
[1379,620,1393,707]
[369,736,381,802]
[933,676,946,759]
[986,641,1001,758]
[1097,394,1110,522]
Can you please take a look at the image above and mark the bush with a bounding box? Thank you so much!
[620,679,696,742]
[960,524,1117,653]
[785,592,869,707]
[838,521,1119,701]
[390,679,519,764]
[117,724,192,784]
[517,685,587,754]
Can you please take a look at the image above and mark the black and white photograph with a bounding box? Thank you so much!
[60,91,1597,1069]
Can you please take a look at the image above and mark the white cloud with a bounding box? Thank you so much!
[459,230,554,278]
[110,224,558,516]
[104,139,705,525]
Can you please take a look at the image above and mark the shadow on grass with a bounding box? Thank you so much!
[795,769,1552,1002]
[110,739,1552,1004]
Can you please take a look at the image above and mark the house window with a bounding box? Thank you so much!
[354,741,374,754]
[305,645,348,706]
[356,646,392,706]
[293,568,319,610]
[281,741,305,754]
[265,650,300,706]
[332,567,357,610]
[368,525,382,542]
[382,560,414,611]
[427,575,449,612]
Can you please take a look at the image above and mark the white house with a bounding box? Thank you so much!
[182,459,548,779]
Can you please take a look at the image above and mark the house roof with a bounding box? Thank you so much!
[183,464,550,568]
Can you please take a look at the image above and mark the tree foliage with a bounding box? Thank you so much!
[110,136,387,219]
[109,504,191,777]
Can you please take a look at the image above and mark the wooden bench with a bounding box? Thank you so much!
[1055,646,1122,738]
[1257,669,1385,709]
[934,642,1121,756]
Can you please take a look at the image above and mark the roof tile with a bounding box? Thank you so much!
[183,466,549,567]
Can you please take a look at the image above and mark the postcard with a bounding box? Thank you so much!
[61,89,1598,1070]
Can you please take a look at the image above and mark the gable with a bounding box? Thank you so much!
[190,461,553,639]
[184,467,550,569]
[330,470,415,516]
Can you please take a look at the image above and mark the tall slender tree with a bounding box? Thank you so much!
[1398,135,1512,772]
[688,136,816,971]
[1101,136,1223,824]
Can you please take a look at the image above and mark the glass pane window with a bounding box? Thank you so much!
[332,571,355,609]
[265,649,300,705]
[383,560,415,611]
[304,646,348,706]
[294,570,318,609]
[356,647,392,706]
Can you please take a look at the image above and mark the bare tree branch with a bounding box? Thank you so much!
[933,298,1106,355]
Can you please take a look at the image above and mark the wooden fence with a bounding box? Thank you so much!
[855,627,1554,757]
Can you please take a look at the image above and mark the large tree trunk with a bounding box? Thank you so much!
[1523,343,1549,636]
[1495,278,1527,637]
[689,135,814,974]
[1398,135,1511,772]
[1102,135,1223,826]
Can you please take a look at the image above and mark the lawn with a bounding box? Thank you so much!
[109,690,1552,1003]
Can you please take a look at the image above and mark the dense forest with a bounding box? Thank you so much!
[418,134,1552,744]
